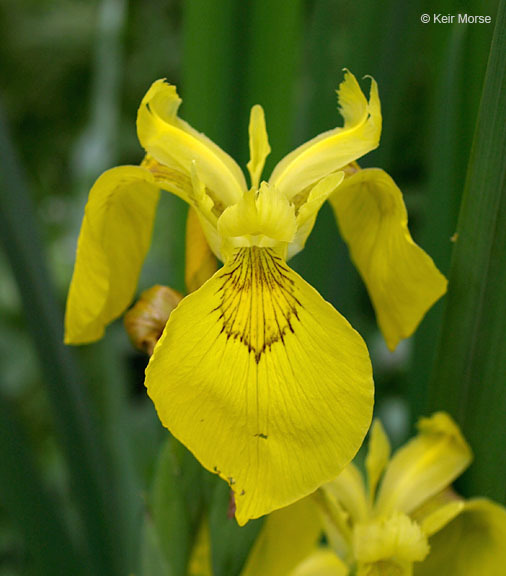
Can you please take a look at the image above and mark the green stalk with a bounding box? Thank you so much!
[429,0,506,503]
[0,105,120,575]
[242,0,303,169]
[410,23,468,417]
[0,397,84,575]
[182,0,240,149]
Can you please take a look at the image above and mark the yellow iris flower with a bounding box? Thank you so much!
[65,70,446,524]
[275,413,506,576]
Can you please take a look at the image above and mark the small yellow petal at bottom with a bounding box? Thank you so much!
[290,549,349,576]
[414,499,506,576]
[187,516,213,576]
[145,247,373,524]
[241,497,322,576]
[354,514,429,576]
[374,413,472,516]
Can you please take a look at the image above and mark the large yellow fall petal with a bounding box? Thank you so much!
[269,70,381,201]
[414,499,506,576]
[65,165,160,344]
[329,168,447,350]
[137,80,246,207]
[374,413,472,516]
[241,497,322,576]
[145,247,374,525]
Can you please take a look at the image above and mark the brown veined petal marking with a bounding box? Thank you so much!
[145,247,373,525]
[217,248,303,362]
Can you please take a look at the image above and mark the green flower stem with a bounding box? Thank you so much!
[0,397,84,575]
[410,23,469,417]
[242,0,303,170]
[429,0,506,503]
[182,0,240,150]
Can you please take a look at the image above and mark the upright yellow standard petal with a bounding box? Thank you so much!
[65,166,159,344]
[137,80,246,207]
[414,499,506,576]
[241,497,322,576]
[145,247,373,524]
[374,413,472,516]
[247,105,271,190]
[329,168,447,350]
[269,70,381,201]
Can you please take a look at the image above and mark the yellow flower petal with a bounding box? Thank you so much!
[141,154,193,202]
[354,514,429,576]
[217,182,297,258]
[145,247,373,524]
[374,413,472,516]
[365,419,391,501]
[409,487,464,538]
[329,168,447,350]
[289,171,345,259]
[269,70,381,201]
[241,497,322,576]
[414,499,506,576]
[65,166,159,344]
[290,549,349,576]
[185,207,218,293]
[187,516,212,576]
[419,499,465,537]
[325,463,369,525]
[137,80,246,207]
[247,105,271,190]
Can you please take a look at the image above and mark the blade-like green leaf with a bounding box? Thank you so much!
[208,480,264,576]
[182,0,240,151]
[144,438,206,576]
[0,103,122,575]
[429,0,506,503]
[410,23,469,417]
[0,398,84,575]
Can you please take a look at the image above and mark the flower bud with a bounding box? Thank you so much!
[124,285,182,355]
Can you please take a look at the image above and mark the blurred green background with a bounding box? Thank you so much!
[0,0,504,574]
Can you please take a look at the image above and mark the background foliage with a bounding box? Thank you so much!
[0,0,503,574]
